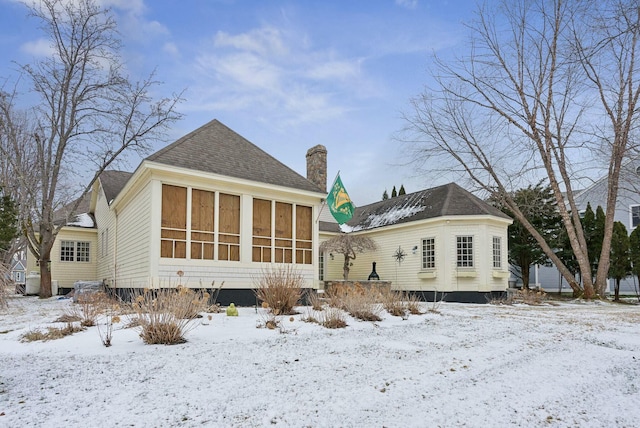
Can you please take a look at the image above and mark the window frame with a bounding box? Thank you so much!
[421,237,436,270]
[456,235,474,268]
[631,205,640,229]
[492,236,502,269]
[60,240,91,263]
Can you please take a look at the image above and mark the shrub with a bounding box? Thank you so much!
[342,288,382,322]
[516,288,547,305]
[254,265,303,315]
[321,307,347,329]
[20,323,84,342]
[131,287,209,345]
[382,290,406,317]
[405,293,423,315]
[305,290,324,311]
[75,292,111,327]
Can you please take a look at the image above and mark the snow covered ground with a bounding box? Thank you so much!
[1,295,639,427]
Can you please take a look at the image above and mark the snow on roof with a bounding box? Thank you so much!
[341,204,426,232]
[67,213,95,228]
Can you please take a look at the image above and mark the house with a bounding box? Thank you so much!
[319,183,513,303]
[533,160,640,294]
[27,119,513,304]
[27,119,326,305]
[10,257,26,287]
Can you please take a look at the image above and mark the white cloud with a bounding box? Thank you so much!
[214,27,288,57]
[20,38,54,57]
[306,59,361,81]
[163,42,179,57]
[395,0,418,10]
[189,25,375,127]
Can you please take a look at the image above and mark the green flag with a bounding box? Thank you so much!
[326,174,355,224]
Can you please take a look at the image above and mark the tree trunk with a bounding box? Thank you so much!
[521,263,530,289]
[39,256,52,298]
[614,278,620,302]
[343,256,351,280]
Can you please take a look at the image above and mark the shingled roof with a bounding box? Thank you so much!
[99,170,133,203]
[145,119,323,193]
[339,182,511,232]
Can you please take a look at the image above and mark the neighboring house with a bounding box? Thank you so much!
[10,258,26,285]
[319,183,513,303]
[28,119,326,304]
[25,192,97,295]
[534,160,640,295]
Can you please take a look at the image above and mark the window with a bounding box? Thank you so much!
[60,241,74,261]
[318,252,325,281]
[161,185,240,260]
[456,236,474,268]
[77,242,90,262]
[631,205,640,229]
[421,238,435,269]
[161,184,187,258]
[492,236,502,268]
[252,198,313,264]
[101,229,109,258]
[61,240,90,262]
[218,193,240,261]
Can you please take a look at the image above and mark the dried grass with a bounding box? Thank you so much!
[20,324,84,342]
[254,265,303,316]
[340,287,383,322]
[130,286,209,345]
[321,307,348,328]
[305,290,324,311]
[382,290,406,317]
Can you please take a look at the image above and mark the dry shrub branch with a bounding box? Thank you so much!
[131,286,209,345]
[254,265,303,315]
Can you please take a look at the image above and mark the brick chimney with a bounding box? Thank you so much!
[306,144,327,192]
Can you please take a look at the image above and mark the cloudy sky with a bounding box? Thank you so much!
[0,0,478,204]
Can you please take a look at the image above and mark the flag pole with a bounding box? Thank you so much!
[315,170,340,223]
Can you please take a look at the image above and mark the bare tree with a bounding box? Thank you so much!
[403,0,640,299]
[320,234,378,280]
[0,0,182,297]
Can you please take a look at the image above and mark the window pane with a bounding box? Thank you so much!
[161,184,187,259]
[252,199,272,262]
[456,236,473,268]
[60,241,74,262]
[219,193,240,261]
[422,238,435,269]
[632,205,640,228]
[77,242,90,262]
[492,237,501,268]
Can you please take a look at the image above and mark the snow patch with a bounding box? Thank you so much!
[67,213,94,228]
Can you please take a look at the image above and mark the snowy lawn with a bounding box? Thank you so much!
[1,295,639,427]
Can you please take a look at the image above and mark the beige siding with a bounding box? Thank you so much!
[50,228,97,289]
[321,216,510,293]
[114,168,323,289]
[94,184,118,285]
[114,181,153,287]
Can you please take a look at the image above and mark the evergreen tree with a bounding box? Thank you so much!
[593,206,606,277]
[492,182,561,288]
[398,185,406,196]
[0,186,19,259]
[609,221,630,301]
[391,186,397,198]
[382,190,389,200]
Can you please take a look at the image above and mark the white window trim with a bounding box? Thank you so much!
[421,237,436,270]
[630,204,640,230]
